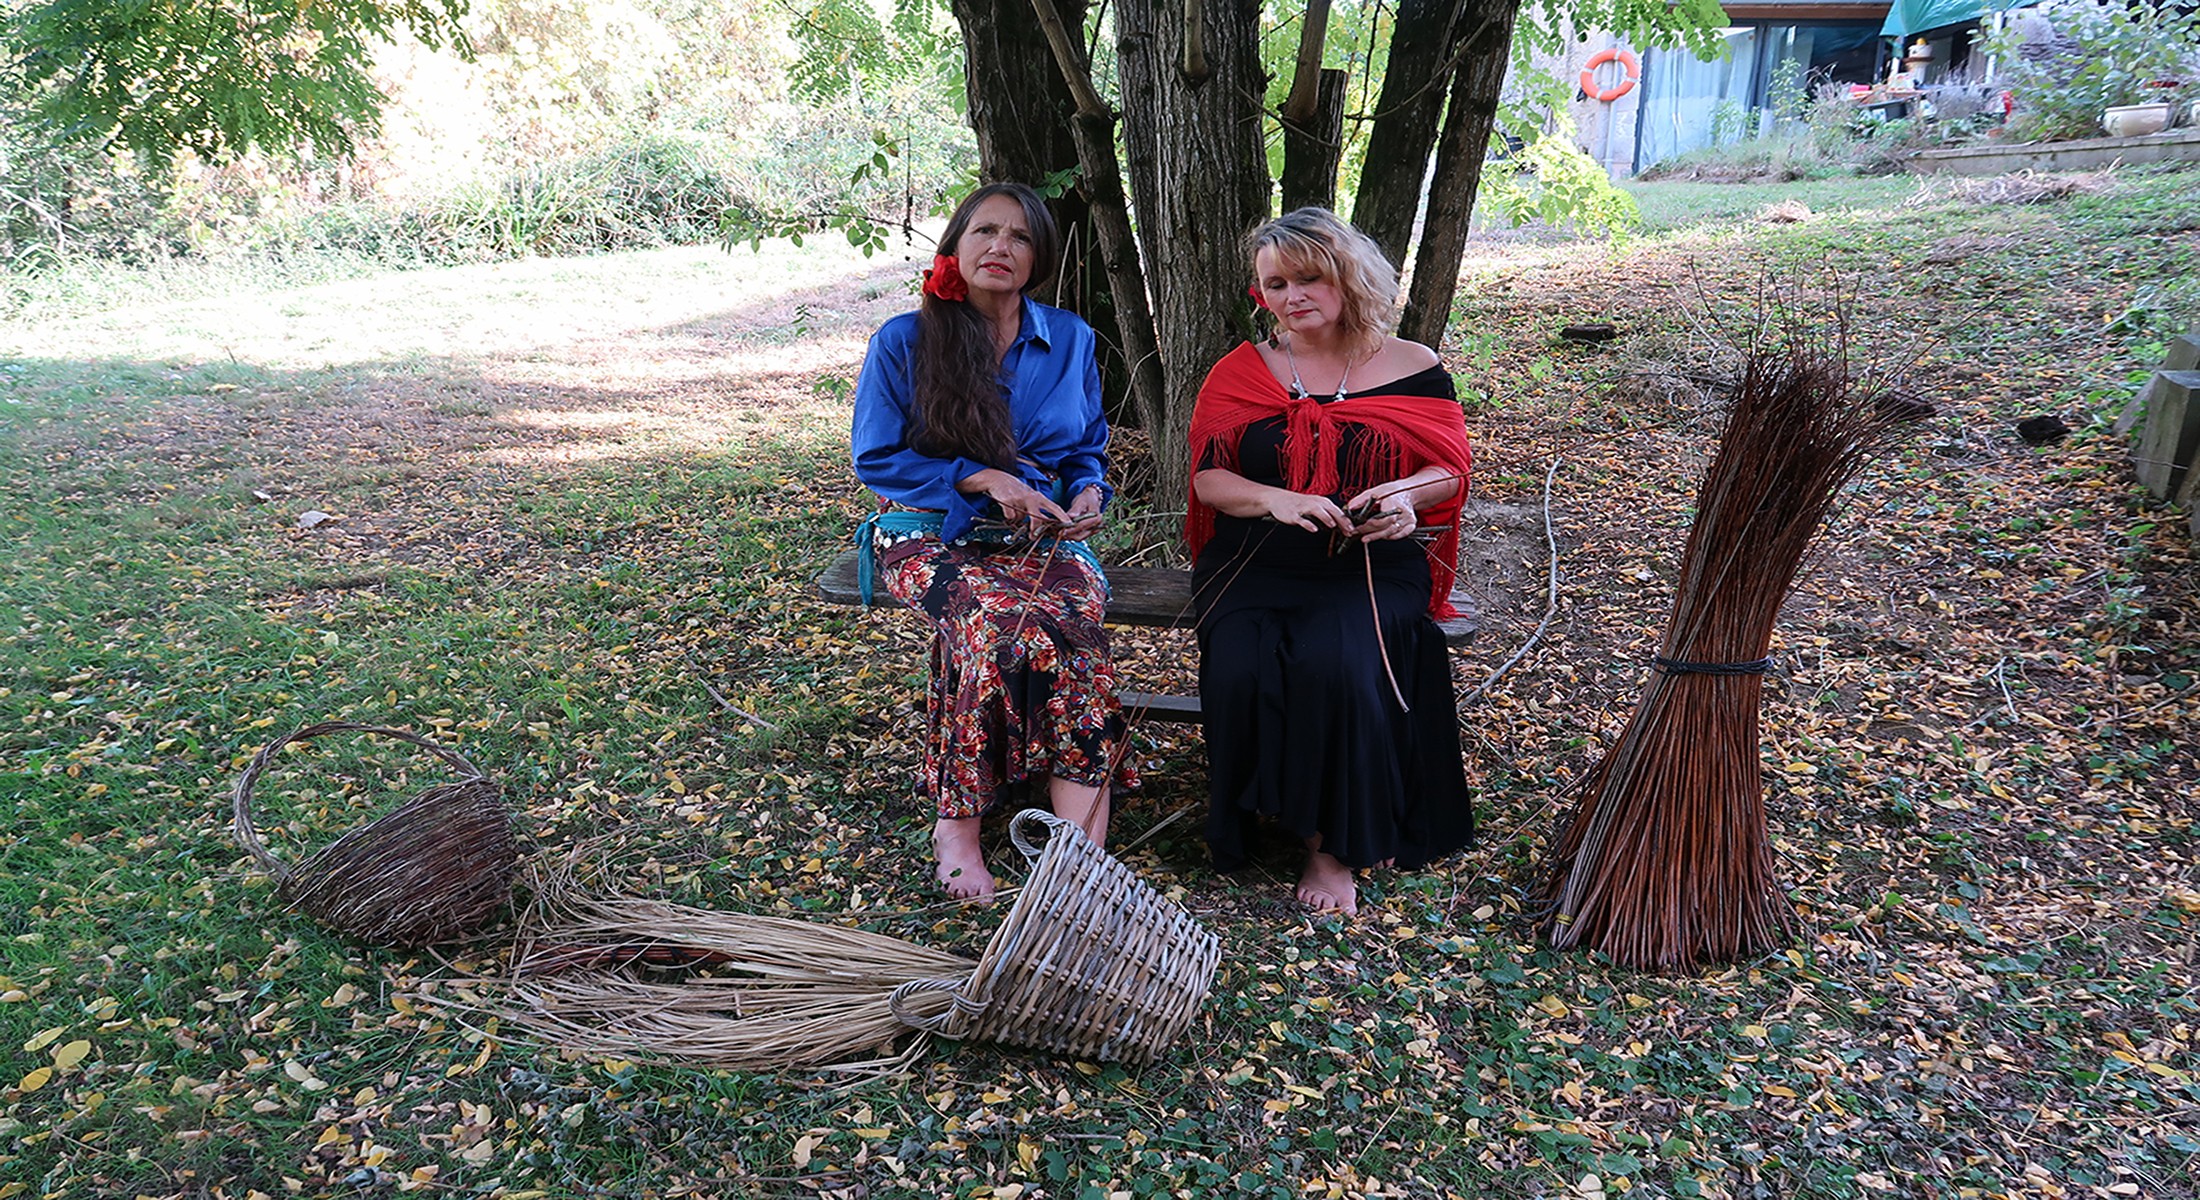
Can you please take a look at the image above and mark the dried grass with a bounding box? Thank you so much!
[486,863,977,1073]
[1909,169,2118,208]
[1922,232,2024,263]
[476,811,1221,1071]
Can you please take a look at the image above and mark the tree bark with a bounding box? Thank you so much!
[949,0,1089,287]
[1399,0,1520,349]
[1023,0,1169,443]
[1115,0,1271,521]
[950,0,1086,253]
[1280,68,1348,213]
[954,0,1169,440]
[1348,0,1465,270]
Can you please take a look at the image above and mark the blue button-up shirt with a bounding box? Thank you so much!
[851,297,1112,541]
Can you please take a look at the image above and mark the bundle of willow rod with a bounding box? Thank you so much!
[1537,325,1929,973]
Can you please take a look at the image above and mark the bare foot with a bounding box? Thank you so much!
[1296,848,1358,916]
[932,817,996,901]
[1048,779,1111,848]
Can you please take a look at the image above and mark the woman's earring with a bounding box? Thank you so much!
[1248,284,1280,348]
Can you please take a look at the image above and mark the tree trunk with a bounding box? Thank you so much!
[949,0,1090,294]
[1348,0,1465,270]
[1280,68,1348,213]
[1022,0,1169,445]
[1399,0,1519,349]
[953,0,1162,434]
[1115,0,1271,523]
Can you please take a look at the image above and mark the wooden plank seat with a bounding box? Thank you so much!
[814,547,1478,721]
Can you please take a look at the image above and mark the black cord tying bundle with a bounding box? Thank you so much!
[1652,655,1773,676]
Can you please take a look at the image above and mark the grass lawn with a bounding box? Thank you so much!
[1621,175,1924,234]
[2,165,2196,1199]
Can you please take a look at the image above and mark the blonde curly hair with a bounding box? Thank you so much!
[1244,207,1400,357]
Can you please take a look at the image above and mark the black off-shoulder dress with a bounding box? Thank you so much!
[1191,364,1475,872]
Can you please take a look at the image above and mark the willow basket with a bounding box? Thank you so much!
[232,722,516,947]
[891,809,1221,1064]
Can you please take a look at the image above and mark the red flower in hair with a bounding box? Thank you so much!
[1247,284,1269,310]
[923,253,968,302]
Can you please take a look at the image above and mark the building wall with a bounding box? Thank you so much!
[1538,3,1893,176]
[1521,37,1650,178]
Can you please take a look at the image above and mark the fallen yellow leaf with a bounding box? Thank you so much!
[52,1040,90,1071]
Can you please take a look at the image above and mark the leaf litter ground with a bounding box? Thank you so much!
[1,170,2194,1199]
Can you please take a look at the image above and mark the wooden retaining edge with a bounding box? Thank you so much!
[1907,128,2200,176]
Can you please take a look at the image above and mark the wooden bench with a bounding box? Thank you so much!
[814,548,1477,721]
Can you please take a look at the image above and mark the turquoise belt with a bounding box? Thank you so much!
[853,509,1109,606]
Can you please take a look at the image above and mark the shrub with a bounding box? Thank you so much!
[0,130,182,266]
[1980,1,2200,142]
[1636,132,1846,183]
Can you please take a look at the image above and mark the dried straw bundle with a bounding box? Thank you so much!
[1536,322,1929,972]
[233,722,516,947]
[500,888,979,1071]
[493,811,1221,1070]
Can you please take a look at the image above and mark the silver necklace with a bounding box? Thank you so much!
[1282,337,1352,403]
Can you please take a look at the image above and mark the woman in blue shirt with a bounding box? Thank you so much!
[851,182,1130,901]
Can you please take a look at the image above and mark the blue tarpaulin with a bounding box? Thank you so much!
[1880,0,2038,41]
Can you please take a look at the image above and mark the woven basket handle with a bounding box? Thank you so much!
[1009,807,1084,862]
[887,976,991,1038]
[231,721,488,881]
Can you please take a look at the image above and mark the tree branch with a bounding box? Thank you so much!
[1028,0,1111,116]
[1025,0,1170,438]
[1281,0,1333,122]
[1182,0,1210,83]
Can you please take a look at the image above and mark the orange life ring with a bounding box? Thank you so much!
[1580,47,1641,103]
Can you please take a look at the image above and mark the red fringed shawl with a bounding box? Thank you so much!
[1185,342,1473,618]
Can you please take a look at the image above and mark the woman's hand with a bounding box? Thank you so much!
[1194,468,1350,533]
[1344,483,1419,542]
[961,468,1072,532]
[1261,488,1353,534]
[1059,485,1105,540]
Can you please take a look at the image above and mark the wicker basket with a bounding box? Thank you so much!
[232,722,516,947]
[890,808,1221,1064]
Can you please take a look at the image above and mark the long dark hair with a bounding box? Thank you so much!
[911,182,1060,468]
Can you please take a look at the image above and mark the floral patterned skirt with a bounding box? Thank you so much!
[880,536,1136,819]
